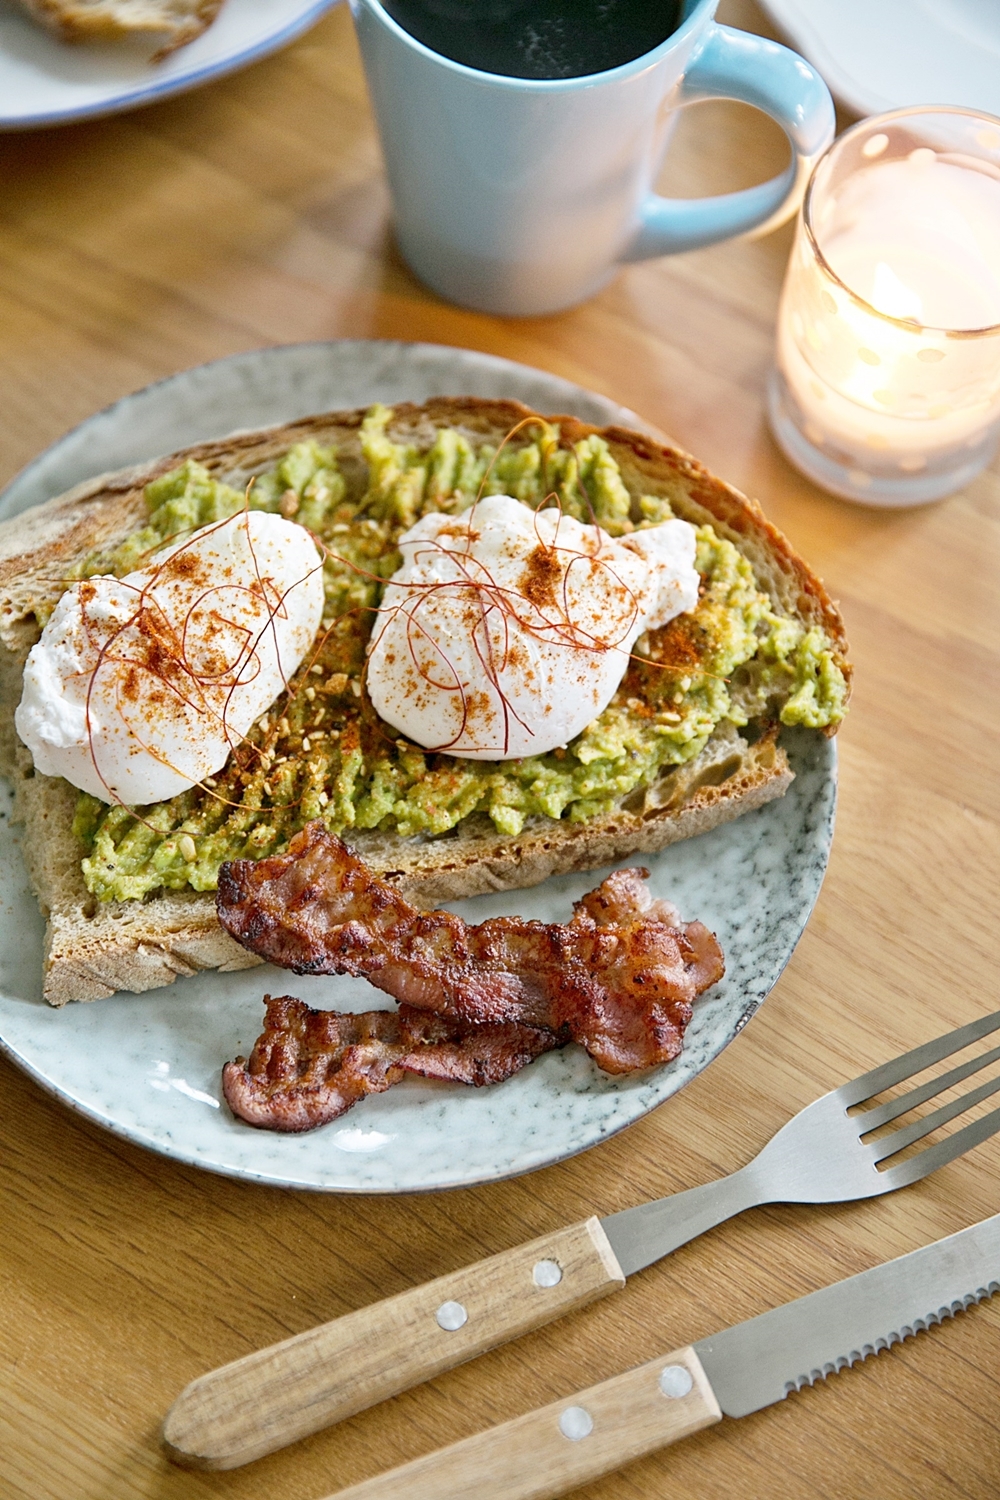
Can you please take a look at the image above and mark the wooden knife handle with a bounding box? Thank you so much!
[163,1216,624,1470]
[320,1346,722,1500]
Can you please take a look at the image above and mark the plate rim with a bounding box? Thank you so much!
[0,339,837,1192]
[0,338,644,518]
[759,0,1000,119]
[0,0,339,131]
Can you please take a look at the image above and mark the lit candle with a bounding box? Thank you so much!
[769,108,1000,505]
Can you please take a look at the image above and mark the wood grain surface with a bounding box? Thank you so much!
[2,4,999,1498]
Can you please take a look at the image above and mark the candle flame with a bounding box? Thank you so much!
[871,261,924,322]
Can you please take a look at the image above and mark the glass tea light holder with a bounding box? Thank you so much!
[768,107,1000,505]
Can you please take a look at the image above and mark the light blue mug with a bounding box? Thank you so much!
[350,0,834,315]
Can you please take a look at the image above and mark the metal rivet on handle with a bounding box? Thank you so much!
[533,1259,562,1287]
[558,1406,594,1441]
[435,1300,468,1331]
[659,1365,693,1399]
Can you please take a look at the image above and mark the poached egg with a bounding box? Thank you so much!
[16,510,324,805]
[366,495,699,759]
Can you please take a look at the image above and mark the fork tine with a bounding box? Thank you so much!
[880,1101,1000,1189]
[837,1008,1000,1108]
[871,1071,1000,1161]
[859,1041,1000,1132]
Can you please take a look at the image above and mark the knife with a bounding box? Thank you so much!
[318,1210,1000,1500]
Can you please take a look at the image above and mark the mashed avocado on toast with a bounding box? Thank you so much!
[69,406,848,904]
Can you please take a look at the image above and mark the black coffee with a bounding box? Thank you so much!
[381,0,684,80]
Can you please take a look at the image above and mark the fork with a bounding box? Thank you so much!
[163,1007,1000,1470]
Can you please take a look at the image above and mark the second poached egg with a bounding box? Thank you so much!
[366,495,699,760]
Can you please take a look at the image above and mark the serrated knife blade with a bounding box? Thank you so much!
[694,1210,1000,1417]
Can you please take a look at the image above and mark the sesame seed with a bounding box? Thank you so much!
[302,737,311,752]
[318,790,329,806]
[279,717,290,736]
[179,834,197,862]
[350,678,361,697]
[310,664,324,675]
[305,686,316,701]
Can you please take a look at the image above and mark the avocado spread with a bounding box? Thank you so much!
[69,407,848,902]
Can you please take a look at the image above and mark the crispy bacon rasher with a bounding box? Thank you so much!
[217,823,724,1128]
[222,996,559,1132]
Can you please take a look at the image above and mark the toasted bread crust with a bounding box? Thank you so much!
[15,0,223,55]
[0,398,846,1005]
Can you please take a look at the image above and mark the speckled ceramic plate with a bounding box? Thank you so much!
[0,341,836,1192]
[0,0,339,132]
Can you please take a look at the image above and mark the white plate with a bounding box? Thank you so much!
[0,340,836,1192]
[0,0,338,130]
[759,0,1000,120]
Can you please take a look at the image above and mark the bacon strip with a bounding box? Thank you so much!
[222,995,559,1133]
[217,823,724,1077]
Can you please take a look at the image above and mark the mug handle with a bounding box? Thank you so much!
[622,23,835,261]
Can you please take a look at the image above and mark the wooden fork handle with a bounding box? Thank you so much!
[163,1217,624,1470]
[320,1345,722,1500]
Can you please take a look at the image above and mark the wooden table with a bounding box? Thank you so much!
[2,3,999,1496]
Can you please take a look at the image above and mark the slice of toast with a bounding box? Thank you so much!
[15,0,224,57]
[0,399,850,1005]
